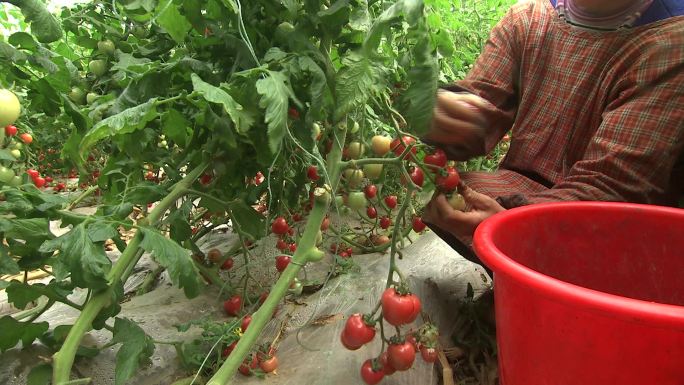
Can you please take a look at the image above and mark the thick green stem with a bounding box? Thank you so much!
[52,163,207,385]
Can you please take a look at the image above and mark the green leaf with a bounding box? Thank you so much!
[401,34,439,135]
[87,221,119,243]
[297,56,328,121]
[0,218,51,243]
[334,53,386,121]
[155,0,192,44]
[162,109,191,147]
[6,281,42,309]
[227,201,266,241]
[166,200,193,243]
[0,316,49,352]
[80,99,159,159]
[8,32,37,50]
[27,363,52,385]
[125,182,167,205]
[191,73,248,133]
[139,228,201,298]
[364,0,423,52]
[256,71,294,153]
[112,318,155,385]
[11,0,63,43]
[0,149,17,161]
[0,246,20,275]
[39,223,111,290]
[0,41,28,62]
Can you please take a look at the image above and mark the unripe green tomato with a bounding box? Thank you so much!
[347,141,364,159]
[312,122,321,140]
[89,59,108,77]
[86,92,99,105]
[363,164,383,179]
[0,166,15,183]
[9,175,22,186]
[334,195,344,208]
[0,89,21,127]
[132,25,148,39]
[97,39,116,55]
[12,142,23,150]
[309,248,325,262]
[350,121,360,134]
[347,191,367,211]
[69,87,86,105]
[10,149,21,158]
[343,169,364,188]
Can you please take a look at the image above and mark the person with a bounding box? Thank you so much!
[422,0,684,271]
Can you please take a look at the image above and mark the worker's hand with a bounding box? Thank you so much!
[422,184,505,238]
[423,90,495,161]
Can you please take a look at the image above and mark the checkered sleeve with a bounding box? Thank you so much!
[442,5,523,154]
[526,39,684,205]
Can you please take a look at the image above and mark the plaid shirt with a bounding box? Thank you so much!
[446,0,684,208]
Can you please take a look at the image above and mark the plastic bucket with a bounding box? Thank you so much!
[472,202,684,385]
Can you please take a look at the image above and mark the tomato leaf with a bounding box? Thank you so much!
[154,0,191,44]
[5,281,43,309]
[364,0,423,52]
[0,246,21,275]
[10,0,63,43]
[227,200,266,241]
[0,218,51,243]
[191,73,248,133]
[162,109,191,147]
[0,316,49,352]
[111,317,155,385]
[87,222,119,243]
[124,182,167,205]
[400,32,438,135]
[39,223,111,290]
[334,53,386,121]
[139,228,201,298]
[80,99,159,159]
[256,71,294,153]
[27,363,52,385]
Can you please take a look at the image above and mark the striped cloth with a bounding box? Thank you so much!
[445,0,684,208]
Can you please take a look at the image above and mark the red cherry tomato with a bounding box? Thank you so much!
[221,257,234,270]
[288,243,297,252]
[307,165,319,181]
[341,314,376,349]
[259,355,279,373]
[223,295,242,317]
[390,136,417,159]
[435,166,460,192]
[4,125,17,136]
[384,195,397,209]
[199,173,213,185]
[409,166,424,187]
[221,341,237,358]
[380,351,396,375]
[271,217,289,235]
[360,359,385,385]
[238,353,259,376]
[366,206,377,219]
[424,148,447,170]
[388,341,416,371]
[380,216,391,229]
[33,177,46,188]
[241,314,252,331]
[381,287,421,326]
[412,217,426,233]
[420,346,438,363]
[288,107,300,119]
[364,184,377,199]
[275,255,291,272]
[19,133,33,144]
[276,238,288,251]
[320,216,330,231]
[27,169,40,179]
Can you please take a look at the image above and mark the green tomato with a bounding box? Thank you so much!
[69,87,86,105]
[0,166,15,183]
[347,191,367,211]
[12,142,23,150]
[334,195,344,208]
[9,175,22,186]
[132,25,148,39]
[363,164,383,179]
[309,247,324,262]
[97,39,116,55]
[89,59,108,77]
[10,149,21,159]
[0,89,21,127]
[312,122,321,140]
[350,121,360,134]
[347,141,364,159]
[343,169,365,188]
[86,92,99,105]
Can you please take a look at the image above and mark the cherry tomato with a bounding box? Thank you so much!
[380,351,396,375]
[4,125,17,136]
[19,133,32,144]
[241,314,252,331]
[388,340,416,371]
[347,191,367,211]
[320,216,330,231]
[384,195,398,209]
[340,330,360,350]
[406,334,419,351]
[199,173,213,185]
[420,346,438,363]
[207,248,222,263]
[390,136,417,159]
[223,295,242,317]
[275,255,291,272]
[435,166,460,192]
[292,213,303,222]
[27,169,39,179]
[288,107,300,119]
[307,165,319,181]
[276,238,288,251]
[342,313,376,348]
[371,135,392,156]
[409,166,424,186]
[238,353,259,376]
[381,287,421,326]
[366,206,378,219]
[221,257,234,270]
[380,216,391,229]
[448,193,466,211]
[339,251,350,258]
[33,177,46,188]
[288,243,297,252]
[364,184,378,199]
[360,359,385,385]
[222,341,237,358]
[259,355,279,373]
[363,164,383,179]
[424,148,447,170]
[412,217,426,233]
[271,217,289,235]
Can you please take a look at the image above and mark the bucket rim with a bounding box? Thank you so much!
[473,201,684,328]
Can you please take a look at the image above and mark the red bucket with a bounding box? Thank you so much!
[473,202,684,385]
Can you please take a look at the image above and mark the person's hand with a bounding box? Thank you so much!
[422,184,505,238]
[423,90,495,161]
